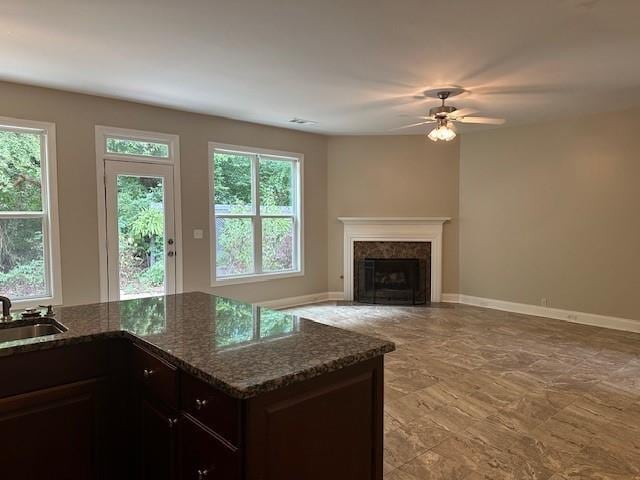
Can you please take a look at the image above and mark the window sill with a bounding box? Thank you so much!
[212,270,303,287]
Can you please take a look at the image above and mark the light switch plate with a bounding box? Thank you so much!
[193,229,204,239]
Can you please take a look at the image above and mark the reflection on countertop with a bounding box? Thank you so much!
[0,292,395,399]
[118,294,300,349]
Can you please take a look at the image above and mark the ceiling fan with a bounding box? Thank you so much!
[395,88,505,142]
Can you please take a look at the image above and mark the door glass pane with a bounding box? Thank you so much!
[116,175,166,299]
[259,156,293,215]
[0,130,43,211]
[213,151,253,214]
[106,137,169,158]
[215,217,254,277]
[262,217,294,272]
[0,218,47,299]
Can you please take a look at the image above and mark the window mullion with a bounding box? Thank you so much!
[0,212,46,219]
[253,155,262,274]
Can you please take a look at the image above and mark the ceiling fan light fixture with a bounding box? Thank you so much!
[428,122,456,142]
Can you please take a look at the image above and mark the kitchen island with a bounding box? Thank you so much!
[0,292,394,480]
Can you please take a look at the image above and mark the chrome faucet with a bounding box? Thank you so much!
[0,295,12,322]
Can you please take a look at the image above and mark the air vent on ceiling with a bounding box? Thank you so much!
[289,118,317,125]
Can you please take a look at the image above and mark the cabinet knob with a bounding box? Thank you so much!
[197,468,209,479]
[168,417,178,428]
[143,368,155,378]
[195,398,209,410]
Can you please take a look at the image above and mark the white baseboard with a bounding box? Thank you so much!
[327,291,345,301]
[441,293,461,303]
[442,293,640,334]
[260,291,640,334]
[257,292,337,310]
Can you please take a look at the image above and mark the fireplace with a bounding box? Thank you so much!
[339,217,449,303]
[353,241,430,305]
[356,258,422,305]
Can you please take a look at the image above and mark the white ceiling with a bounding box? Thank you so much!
[2,0,640,135]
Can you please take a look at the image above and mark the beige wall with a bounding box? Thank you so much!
[0,81,327,306]
[460,108,640,320]
[8,79,637,320]
[326,135,460,294]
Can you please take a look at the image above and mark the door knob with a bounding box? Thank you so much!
[195,398,209,410]
[143,368,154,378]
[197,468,209,479]
[168,238,174,245]
[167,251,175,257]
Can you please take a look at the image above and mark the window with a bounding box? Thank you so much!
[210,143,303,285]
[0,117,61,307]
[105,136,170,158]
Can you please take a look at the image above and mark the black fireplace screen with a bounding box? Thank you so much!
[355,258,425,305]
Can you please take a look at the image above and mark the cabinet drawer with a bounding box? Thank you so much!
[132,344,178,409]
[181,373,240,446]
[179,414,240,480]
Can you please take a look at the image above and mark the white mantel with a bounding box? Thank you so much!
[338,217,451,225]
[339,217,451,303]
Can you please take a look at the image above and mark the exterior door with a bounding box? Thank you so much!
[104,161,176,301]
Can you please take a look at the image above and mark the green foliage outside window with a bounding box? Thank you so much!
[214,152,296,277]
[116,176,165,295]
[106,138,169,158]
[0,131,46,298]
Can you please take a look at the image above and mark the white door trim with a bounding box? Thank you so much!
[95,126,182,301]
[338,217,450,302]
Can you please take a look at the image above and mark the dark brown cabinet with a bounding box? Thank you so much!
[0,378,106,480]
[181,371,240,447]
[0,339,384,480]
[179,414,240,480]
[139,398,179,480]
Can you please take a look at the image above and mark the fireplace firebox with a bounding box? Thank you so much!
[356,258,424,305]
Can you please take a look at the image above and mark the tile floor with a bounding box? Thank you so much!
[286,302,640,480]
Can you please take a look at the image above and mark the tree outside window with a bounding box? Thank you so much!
[211,146,301,283]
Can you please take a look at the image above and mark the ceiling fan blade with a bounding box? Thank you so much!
[398,114,433,119]
[389,120,435,131]
[456,116,505,125]
[448,107,479,118]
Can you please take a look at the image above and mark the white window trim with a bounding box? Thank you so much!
[0,116,62,308]
[209,142,304,287]
[95,126,183,301]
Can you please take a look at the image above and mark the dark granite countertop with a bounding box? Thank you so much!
[0,292,395,399]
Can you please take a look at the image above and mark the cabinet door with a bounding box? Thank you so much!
[139,398,178,480]
[0,378,105,480]
[179,414,240,480]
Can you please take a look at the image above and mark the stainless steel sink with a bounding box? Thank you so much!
[0,319,67,343]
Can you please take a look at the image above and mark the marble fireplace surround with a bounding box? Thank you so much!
[338,217,450,303]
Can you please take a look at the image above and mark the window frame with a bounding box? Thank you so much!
[209,142,304,287]
[0,116,62,308]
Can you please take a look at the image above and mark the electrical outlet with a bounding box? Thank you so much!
[193,229,204,239]
[540,298,549,307]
